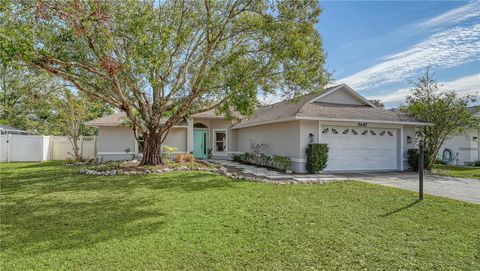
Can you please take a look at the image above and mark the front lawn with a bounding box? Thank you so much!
[1,162,479,270]
[432,164,480,179]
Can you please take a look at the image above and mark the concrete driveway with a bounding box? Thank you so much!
[330,171,480,204]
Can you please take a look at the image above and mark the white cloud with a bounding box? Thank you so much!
[338,24,480,90]
[416,1,480,30]
[367,73,480,104]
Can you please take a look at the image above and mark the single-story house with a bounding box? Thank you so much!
[86,84,428,172]
[438,106,480,165]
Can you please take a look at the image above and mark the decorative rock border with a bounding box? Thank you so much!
[78,163,346,185]
[79,166,218,176]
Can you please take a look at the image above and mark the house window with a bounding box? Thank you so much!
[214,130,226,152]
[138,135,145,153]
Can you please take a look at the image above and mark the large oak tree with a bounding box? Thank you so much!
[1,0,329,165]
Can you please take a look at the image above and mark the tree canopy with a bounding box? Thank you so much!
[1,0,329,164]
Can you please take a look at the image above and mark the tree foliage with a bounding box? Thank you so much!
[55,89,112,161]
[1,0,329,165]
[368,99,384,108]
[0,63,111,143]
[0,63,64,134]
[401,68,478,170]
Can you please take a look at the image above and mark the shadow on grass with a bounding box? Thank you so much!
[380,199,422,217]
[17,161,65,168]
[0,162,235,256]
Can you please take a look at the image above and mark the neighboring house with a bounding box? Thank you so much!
[86,84,427,172]
[0,124,29,135]
[439,106,480,165]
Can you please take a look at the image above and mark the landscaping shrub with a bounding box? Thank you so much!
[232,142,291,172]
[272,155,292,171]
[407,149,431,171]
[174,153,185,163]
[306,144,328,173]
[232,153,243,162]
[184,153,194,163]
[163,145,178,159]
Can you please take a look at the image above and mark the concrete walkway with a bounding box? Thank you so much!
[211,160,480,204]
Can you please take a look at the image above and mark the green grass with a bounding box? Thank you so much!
[432,164,480,179]
[1,162,479,270]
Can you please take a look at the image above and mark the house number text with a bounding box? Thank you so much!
[358,122,368,127]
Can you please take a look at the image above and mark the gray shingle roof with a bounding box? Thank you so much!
[85,112,127,126]
[298,102,419,122]
[230,88,335,128]
[232,85,423,128]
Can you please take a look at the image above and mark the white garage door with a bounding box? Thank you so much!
[320,126,398,171]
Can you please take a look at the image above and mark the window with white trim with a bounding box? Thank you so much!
[214,130,226,152]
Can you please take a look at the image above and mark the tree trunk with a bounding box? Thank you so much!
[68,135,83,161]
[140,131,164,165]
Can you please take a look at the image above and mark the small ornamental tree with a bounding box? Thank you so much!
[55,89,112,161]
[1,0,329,165]
[401,68,479,170]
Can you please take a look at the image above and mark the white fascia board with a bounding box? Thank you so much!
[294,116,432,126]
[231,115,431,129]
[230,117,297,129]
[90,124,188,128]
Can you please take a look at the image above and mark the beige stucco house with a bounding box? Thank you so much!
[86,84,427,173]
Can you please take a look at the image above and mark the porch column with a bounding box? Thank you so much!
[187,118,194,152]
[400,126,404,171]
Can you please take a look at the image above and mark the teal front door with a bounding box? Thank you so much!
[193,130,209,159]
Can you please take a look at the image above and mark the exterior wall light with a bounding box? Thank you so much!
[309,133,315,143]
[407,136,412,144]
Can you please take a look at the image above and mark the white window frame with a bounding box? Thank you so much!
[212,129,228,155]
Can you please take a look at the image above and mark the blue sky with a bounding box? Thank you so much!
[317,0,480,108]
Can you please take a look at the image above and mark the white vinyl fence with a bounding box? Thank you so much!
[0,135,97,162]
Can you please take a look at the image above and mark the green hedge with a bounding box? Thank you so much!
[407,149,430,171]
[306,144,328,173]
[232,153,292,172]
